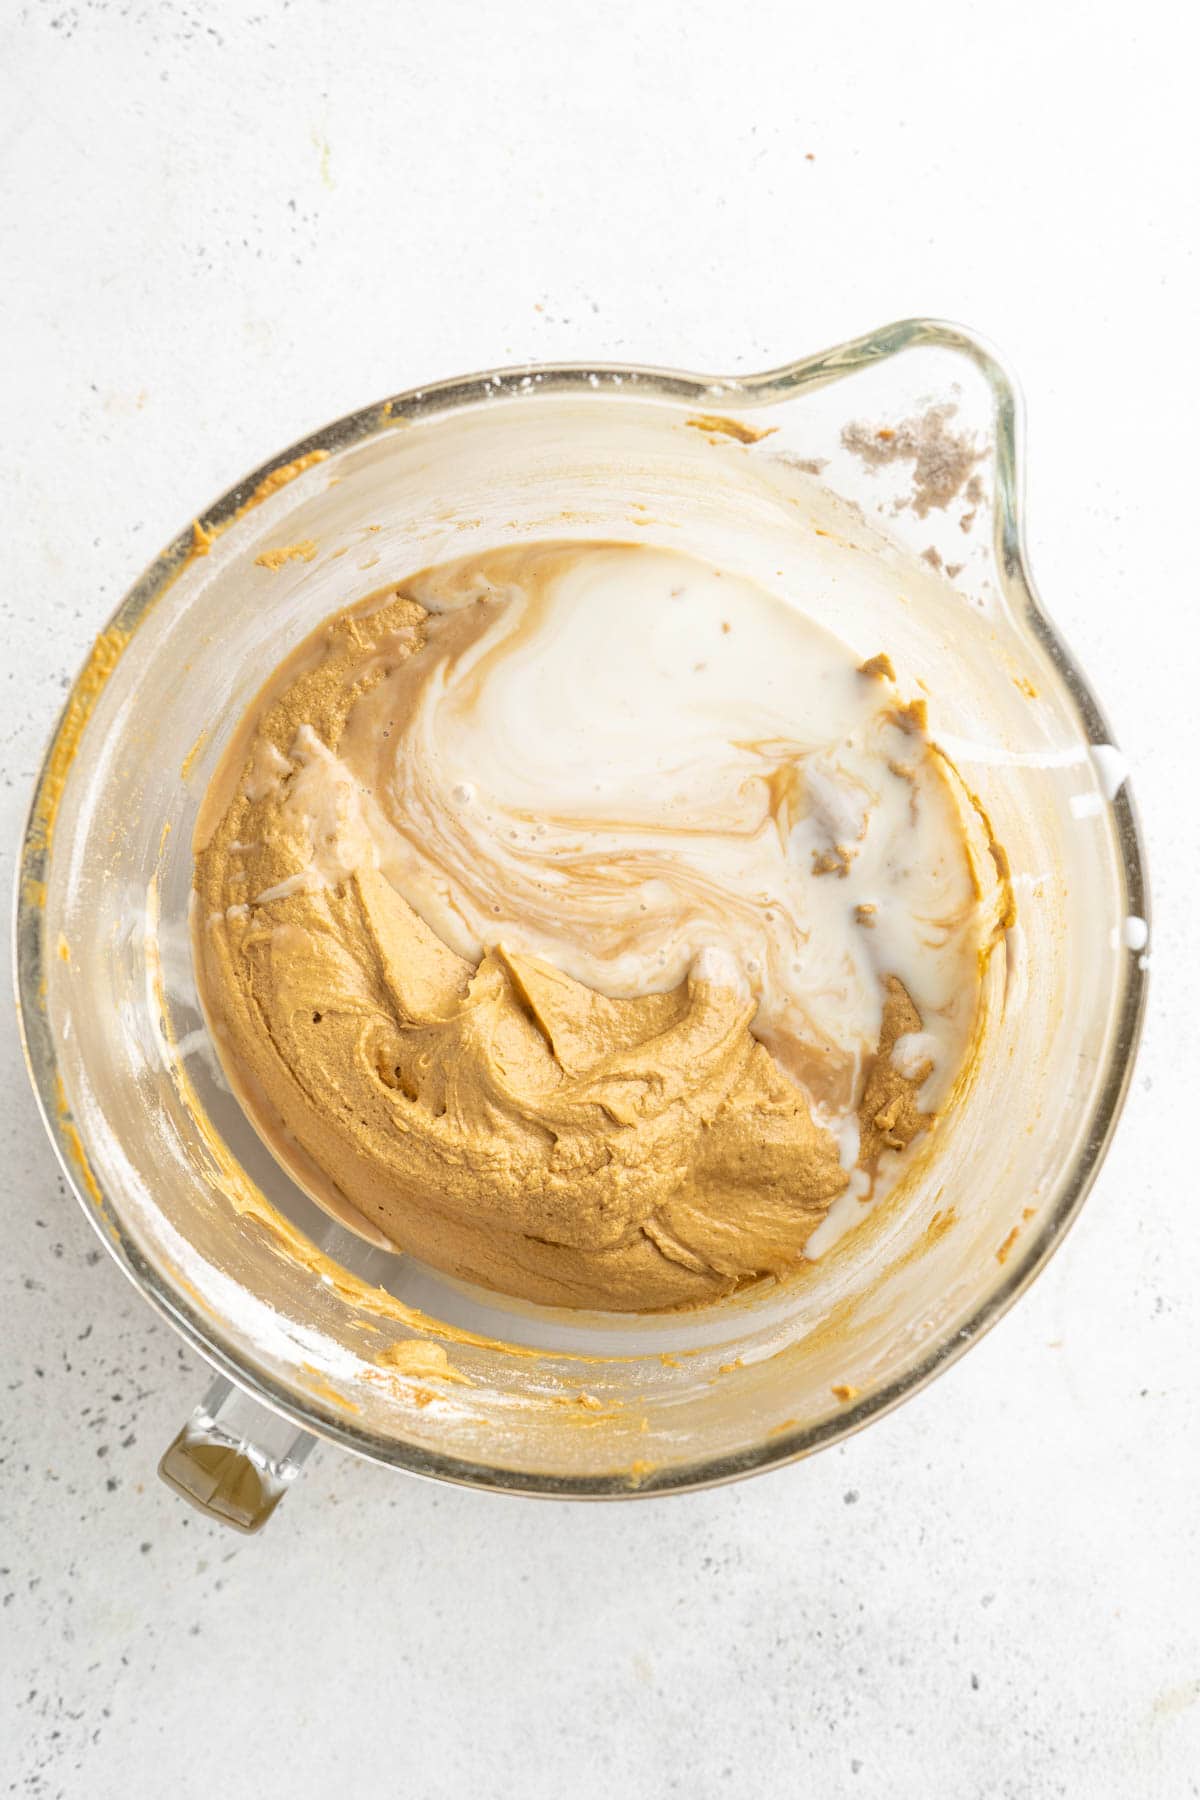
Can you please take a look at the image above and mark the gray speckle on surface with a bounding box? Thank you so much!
[2,2,1197,1797]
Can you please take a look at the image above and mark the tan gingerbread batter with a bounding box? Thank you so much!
[193,543,1004,1311]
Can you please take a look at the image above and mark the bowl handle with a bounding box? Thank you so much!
[158,1376,316,1533]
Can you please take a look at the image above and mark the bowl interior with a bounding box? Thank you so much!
[20,342,1145,1492]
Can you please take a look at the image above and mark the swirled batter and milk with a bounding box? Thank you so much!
[193,541,1009,1311]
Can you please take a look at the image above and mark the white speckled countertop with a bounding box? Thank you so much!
[3,3,1197,1794]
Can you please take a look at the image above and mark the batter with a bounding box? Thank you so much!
[193,542,1007,1310]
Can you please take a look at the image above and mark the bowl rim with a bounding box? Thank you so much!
[13,317,1150,1498]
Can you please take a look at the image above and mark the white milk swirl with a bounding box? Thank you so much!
[266,542,994,1122]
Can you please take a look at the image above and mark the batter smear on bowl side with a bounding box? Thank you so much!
[192,541,1010,1310]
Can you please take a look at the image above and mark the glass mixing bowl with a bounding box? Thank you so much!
[15,320,1148,1530]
